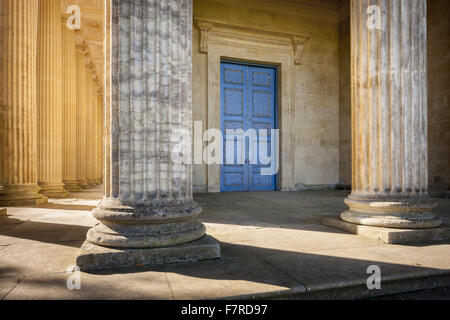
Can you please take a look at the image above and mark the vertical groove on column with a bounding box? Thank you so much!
[104,0,112,197]
[0,0,47,206]
[420,0,428,193]
[37,0,68,198]
[400,0,411,193]
[411,0,420,193]
[350,0,357,191]
[379,0,390,193]
[390,0,401,192]
[110,0,120,199]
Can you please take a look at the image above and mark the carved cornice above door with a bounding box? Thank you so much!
[195,19,311,65]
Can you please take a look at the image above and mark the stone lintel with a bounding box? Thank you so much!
[76,235,221,271]
[323,217,450,244]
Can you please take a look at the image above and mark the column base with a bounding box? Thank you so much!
[62,180,82,192]
[39,183,69,198]
[323,217,450,244]
[0,184,48,206]
[87,179,98,187]
[87,219,207,248]
[76,235,221,271]
[341,193,442,229]
[77,179,90,189]
[0,208,6,215]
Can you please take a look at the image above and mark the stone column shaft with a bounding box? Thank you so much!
[77,0,219,270]
[37,0,68,198]
[62,16,81,192]
[75,44,89,189]
[0,0,47,206]
[341,0,441,229]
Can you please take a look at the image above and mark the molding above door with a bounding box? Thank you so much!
[195,19,311,65]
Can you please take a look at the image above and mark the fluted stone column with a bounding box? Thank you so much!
[0,0,48,206]
[62,16,81,192]
[341,0,441,229]
[75,43,89,189]
[77,0,220,270]
[86,66,96,187]
[37,0,68,198]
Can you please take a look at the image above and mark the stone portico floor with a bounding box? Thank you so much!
[0,188,449,300]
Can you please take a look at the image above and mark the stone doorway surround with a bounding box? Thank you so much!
[195,18,310,192]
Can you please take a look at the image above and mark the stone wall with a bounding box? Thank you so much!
[338,15,351,188]
[192,0,340,192]
[428,0,450,191]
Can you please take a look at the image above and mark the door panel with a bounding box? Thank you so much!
[248,66,277,191]
[220,62,277,192]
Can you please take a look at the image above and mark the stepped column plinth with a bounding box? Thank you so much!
[77,0,220,270]
[75,42,89,189]
[37,0,68,198]
[341,0,441,229]
[0,0,48,206]
[62,15,81,192]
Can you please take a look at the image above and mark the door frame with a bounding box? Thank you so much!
[219,59,279,192]
[204,27,296,193]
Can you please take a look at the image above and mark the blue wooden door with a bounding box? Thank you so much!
[220,61,277,192]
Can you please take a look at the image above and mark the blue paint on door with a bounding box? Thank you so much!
[220,61,278,192]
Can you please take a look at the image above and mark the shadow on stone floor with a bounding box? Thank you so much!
[0,215,90,248]
[82,240,446,281]
[4,240,447,299]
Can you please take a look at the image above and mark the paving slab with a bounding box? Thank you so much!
[4,269,172,300]
[163,250,305,299]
